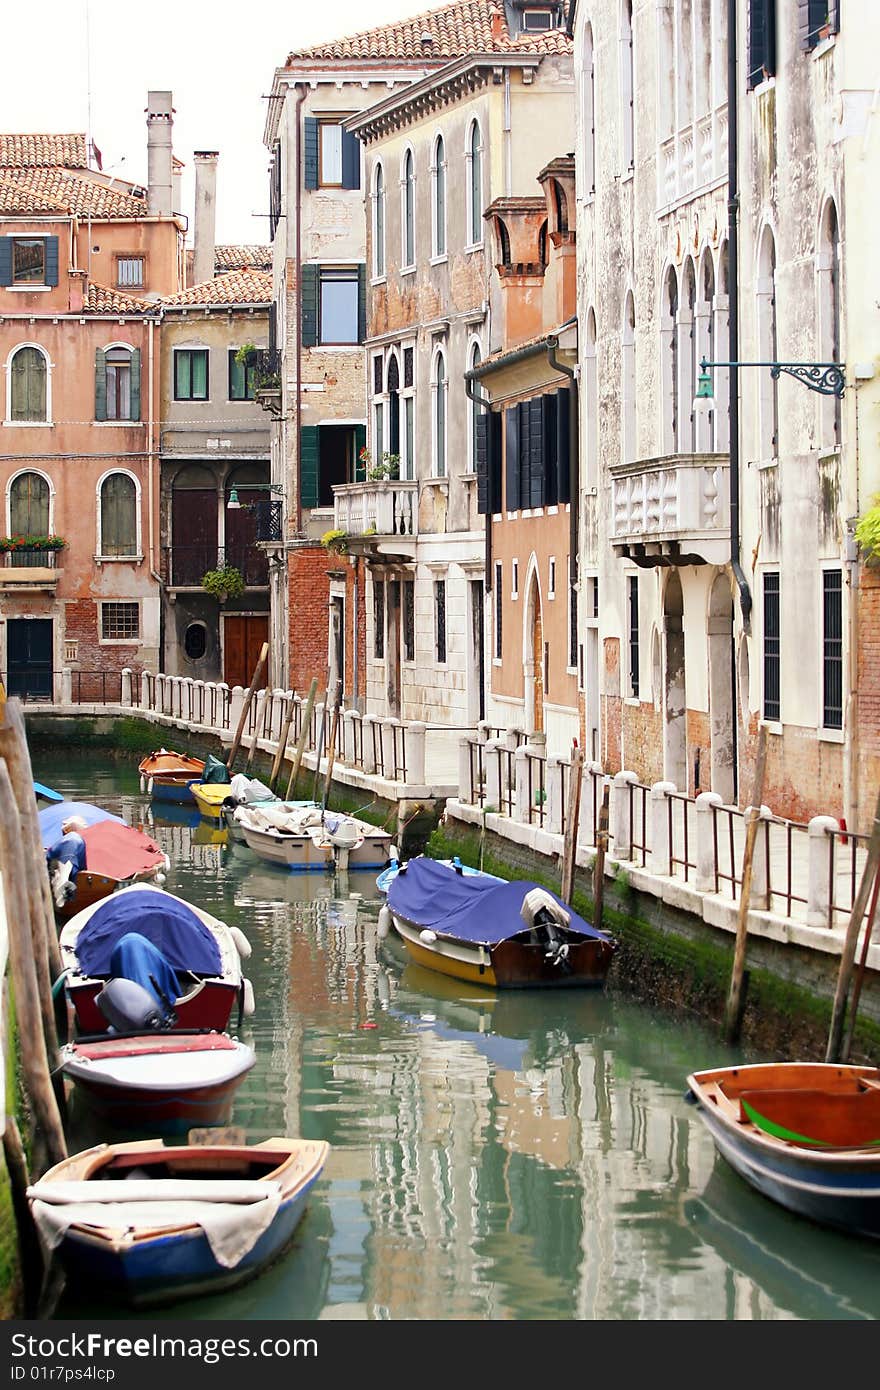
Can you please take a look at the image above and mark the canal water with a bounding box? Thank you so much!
[33,751,880,1321]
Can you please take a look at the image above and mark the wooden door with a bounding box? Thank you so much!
[7,619,53,698]
[223,615,269,689]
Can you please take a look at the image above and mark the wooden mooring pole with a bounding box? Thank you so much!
[560,745,584,905]
[321,681,343,813]
[285,677,318,802]
[268,695,298,794]
[226,642,269,772]
[593,784,609,933]
[826,785,880,1063]
[724,725,768,1046]
[841,856,880,1063]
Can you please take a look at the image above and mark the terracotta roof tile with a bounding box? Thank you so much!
[214,245,273,272]
[0,172,66,214]
[84,283,158,316]
[162,269,273,308]
[0,133,88,169]
[288,0,570,63]
[0,167,147,219]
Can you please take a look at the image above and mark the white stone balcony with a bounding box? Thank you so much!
[333,480,419,555]
[610,453,730,566]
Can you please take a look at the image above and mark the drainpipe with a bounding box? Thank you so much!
[546,333,578,584]
[464,373,494,590]
[293,81,308,539]
[147,316,165,670]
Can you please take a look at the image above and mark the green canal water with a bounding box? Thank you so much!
[32,752,880,1321]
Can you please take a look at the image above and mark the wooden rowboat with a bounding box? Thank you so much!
[28,1136,329,1306]
[686,1061,880,1240]
[138,750,206,805]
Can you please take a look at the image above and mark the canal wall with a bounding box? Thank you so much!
[428,818,880,1063]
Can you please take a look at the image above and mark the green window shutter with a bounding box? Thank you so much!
[300,425,320,509]
[301,264,318,348]
[95,348,107,421]
[354,424,366,481]
[44,237,59,287]
[357,264,366,343]
[528,397,545,509]
[304,117,319,191]
[0,240,12,286]
[341,129,361,190]
[129,348,141,421]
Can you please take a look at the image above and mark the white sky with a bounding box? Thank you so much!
[2,0,438,246]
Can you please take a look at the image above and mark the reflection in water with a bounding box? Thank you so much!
[35,752,880,1322]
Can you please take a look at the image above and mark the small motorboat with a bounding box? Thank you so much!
[40,801,169,921]
[376,848,504,895]
[192,781,233,821]
[686,1062,880,1241]
[27,1135,329,1306]
[236,803,392,873]
[138,750,206,805]
[384,856,617,989]
[218,773,311,842]
[58,884,254,1034]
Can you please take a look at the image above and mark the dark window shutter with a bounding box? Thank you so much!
[475,411,489,514]
[129,348,141,421]
[95,348,107,421]
[505,406,520,511]
[517,400,531,506]
[556,386,571,504]
[748,0,776,88]
[0,240,12,286]
[342,129,361,190]
[528,397,545,509]
[542,393,558,507]
[304,117,319,191]
[357,264,366,343]
[799,0,836,48]
[301,264,318,348]
[44,236,59,287]
[268,302,277,353]
[355,423,367,481]
[300,425,320,509]
[489,411,502,514]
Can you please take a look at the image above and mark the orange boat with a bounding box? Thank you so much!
[138,749,206,803]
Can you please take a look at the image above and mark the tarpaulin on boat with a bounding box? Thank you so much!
[39,801,123,848]
[387,856,608,947]
[79,821,166,880]
[108,931,181,1009]
[75,888,222,978]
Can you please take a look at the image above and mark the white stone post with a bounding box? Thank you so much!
[807,815,840,928]
[406,720,426,784]
[363,716,378,774]
[139,670,151,710]
[458,737,474,802]
[341,709,355,764]
[477,720,491,744]
[228,685,245,741]
[61,668,73,705]
[216,682,230,732]
[609,770,638,860]
[514,746,530,822]
[695,791,724,892]
[381,718,397,780]
[313,701,325,756]
[748,806,772,909]
[182,677,194,723]
[485,739,503,813]
[650,781,677,876]
[504,728,522,752]
[546,756,564,836]
[121,668,132,707]
[579,762,603,847]
[192,679,205,727]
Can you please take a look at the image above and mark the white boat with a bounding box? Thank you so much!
[235,802,392,873]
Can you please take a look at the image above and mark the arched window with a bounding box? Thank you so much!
[387,352,401,462]
[432,348,447,478]
[373,162,385,278]
[662,267,679,452]
[696,250,716,451]
[818,199,842,446]
[466,119,483,247]
[538,221,548,268]
[10,471,49,534]
[467,340,482,473]
[581,24,596,195]
[401,148,415,269]
[715,242,730,450]
[757,227,779,461]
[432,135,446,258]
[620,1,634,172]
[622,292,636,465]
[681,258,697,452]
[9,345,48,422]
[497,216,512,268]
[554,181,568,235]
[99,472,138,557]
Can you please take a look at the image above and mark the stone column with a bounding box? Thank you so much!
[807,815,840,929]
[514,746,530,823]
[406,721,426,785]
[546,756,564,836]
[381,718,398,780]
[121,668,132,707]
[609,770,638,860]
[363,716,378,774]
[695,791,723,892]
[650,781,677,876]
[748,806,772,909]
[485,739,503,813]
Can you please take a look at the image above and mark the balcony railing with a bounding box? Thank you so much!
[333,481,418,541]
[254,349,282,415]
[0,548,61,591]
[3,548,60,567]
[610,453,730,566]
[253,499,283,543]
[160,545,269,587]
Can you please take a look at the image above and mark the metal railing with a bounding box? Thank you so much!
[711,802,745,899]
[2,548,60,568]
[1,669,124,703]
[524,749,546,827]
[667,790,696,882]
[627,780,650,868]
[160,545,269,587]
[827,825,871,929]
[467,739,486,807]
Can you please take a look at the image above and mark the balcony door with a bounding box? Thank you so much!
[7,618,53,699]
[170,466,216,585]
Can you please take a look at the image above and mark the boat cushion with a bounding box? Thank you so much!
[73,1034,238,1061]
[27,1180,283,1269]
[75,891,222,979]
[387,856,609,947]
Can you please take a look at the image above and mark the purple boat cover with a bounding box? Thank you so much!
[386,857,608,947]
[75,890,222,979]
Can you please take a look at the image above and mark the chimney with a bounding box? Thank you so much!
[193,151,219,287]
[146,90,174,216]
[173,156,184,217]
[490,7,505,43]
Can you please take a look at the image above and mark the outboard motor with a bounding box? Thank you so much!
[96,977,170,1032]
[519,888,573,970]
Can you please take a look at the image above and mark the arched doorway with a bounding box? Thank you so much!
[663,571,687,790]
[708,573,735,803]
[525,567,544,735]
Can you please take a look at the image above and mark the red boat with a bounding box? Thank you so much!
[59,885,253,1035]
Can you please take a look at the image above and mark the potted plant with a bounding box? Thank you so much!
[321,528,349,556]
[365,452,400,482]
[234,342,258,368]
[0,534,66,552]
[201,565,246,601]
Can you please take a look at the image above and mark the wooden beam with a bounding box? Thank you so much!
[826,785,880,1062]
[724,724,768,1046]
[560,745,584,905]
[284,677,319,802]
[226,642,269,772]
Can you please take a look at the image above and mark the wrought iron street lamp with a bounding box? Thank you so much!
[695,357,846,403]
[226,482,285,510]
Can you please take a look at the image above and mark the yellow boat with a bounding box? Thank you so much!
[191,782,231,820]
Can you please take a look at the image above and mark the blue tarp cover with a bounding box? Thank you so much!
[387,856,608,947]
[75,889,223,979]
[39,801,123,849]
[34,781,64,804]
[109,932,181,1009]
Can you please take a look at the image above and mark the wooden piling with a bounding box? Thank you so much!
[724,725,768,1046]
[321,681,343,812]
[826,785,880,1063]
[268,696,297,794]
[226,642,269,772]
[841,856,880,1063]
[593,784,609,933]
[285,677,318,802]
[560,745,584,905]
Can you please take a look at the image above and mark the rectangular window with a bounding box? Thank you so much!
[590,575,599,619]
[319,122,343,186]
[511,560,519,599]
[494,561,503,659]
[548,557,556,598]
[800,0,839,50]
[101,602,139,641]
[374,581,385,660]
[319,269,359,344]
[12,238,46,284]
[628,575,640,698]
[763,571,781,722]
[174,349,209,401]
[228,350,256,401]
[435,580,447,664]
[822,568,843,729]
[117,256,144,288]
[748,0,777,88]
[403,579,415,662]
[523,10,553,28]
[403,395,415,480]
[569,580,578,671]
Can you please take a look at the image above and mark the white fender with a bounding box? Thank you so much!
[242,978,256,1016]
[419,929,437,945]
[147,777,153,796]
[377,905,392,941]
[139,774,146,794]
[152,871,166,886]
[229,925,252,960]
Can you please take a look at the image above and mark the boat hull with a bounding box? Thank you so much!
[66,978,240,1035]
[240,822,392,873]
[192,783,232,820]
[56,869,157,924]
[390,913,616,989]
[150,776,199,805]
